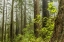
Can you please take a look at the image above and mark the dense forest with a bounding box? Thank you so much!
[0,0,64,42]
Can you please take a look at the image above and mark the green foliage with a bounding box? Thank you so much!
[5,34,10,42]
[34,14,41,24]
[14,34,44,42]
[5,15,54,42]
[13,17,54,42]
[48,2,57,13]
[14,34,22,42]
[40,17,54,40]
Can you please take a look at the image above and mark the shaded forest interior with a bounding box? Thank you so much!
[1,0,64,42]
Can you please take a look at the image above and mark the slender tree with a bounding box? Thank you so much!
[20,0,23,34]
[42,0,49,27]
[24,0,26,28]
[2,0,5,42]
[10,0,14,42]
[4,0,7,42]
[16,5,19,35]
[34,0,40,37]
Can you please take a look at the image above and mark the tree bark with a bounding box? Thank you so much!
[20,0,23,34]
[34,0,40,37]
[10,0,14,42]
[16,5,19,35]
[50,0,64,42]
[42,0,49,27]
[4,1,7,42]
[2,0,5,42]
[24,0,26,28]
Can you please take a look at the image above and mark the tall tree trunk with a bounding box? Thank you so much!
[4,1,7,42]
[10,0,14,42]
[21,0,23,34]
[50,0,64,42]
[16,5,19,35]
[34,0,40,37]
[42,0,49,27]
[2,0,5,42]
[24,0,26,28]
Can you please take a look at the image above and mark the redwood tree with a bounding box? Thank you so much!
[2,0,5,42]
[42,0,49,27]
[20,0,23,34]
[10,0,14,42]
[34,0,40,37]
[16,5,19,35]
[24,0,26,28]
[50,0,64,42]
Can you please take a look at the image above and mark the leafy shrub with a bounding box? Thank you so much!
[48,2,57,14]
[39,17,54,41]
[13,17,54,42]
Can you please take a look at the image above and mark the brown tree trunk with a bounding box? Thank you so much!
[4,1,7,42]
[2,0,5,42]
[42,0,49,27]
[20,0,23,34]
[16,5,19,35]
[34,0,40,37]
[10,0,14,42]
[50,0,64,42]
[24,0,26,28]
